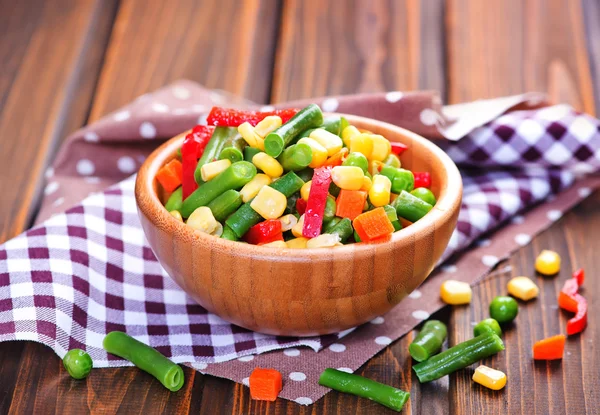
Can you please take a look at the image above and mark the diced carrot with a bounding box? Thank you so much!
[249,368,282,401]
[156,159,183,192]
[323,148,348,167]
[353,207,395,241]
[533,334,566,360]
[336,190,367,220]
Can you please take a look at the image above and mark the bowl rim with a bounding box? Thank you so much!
[135,113,462,256]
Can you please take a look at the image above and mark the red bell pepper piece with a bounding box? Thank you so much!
[296,198,307,215]
[243,220,283,245]
[302,167,332,238]
[413,172,431,189]
[566,293,587,335]
[206,107,299,127]
[572,268,585,286]
[390,142,408,156]
[181,125,214,199]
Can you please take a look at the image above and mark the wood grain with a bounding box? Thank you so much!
[88,0,281,121]
[271,0,445,102]
[0,0,118,243]
[447,0,596,113]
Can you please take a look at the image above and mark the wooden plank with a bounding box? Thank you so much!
[0,0,119,243]
[447,0,596,113]
[582,0,600,114]
[88,0,281,120]
[270,0,445,102]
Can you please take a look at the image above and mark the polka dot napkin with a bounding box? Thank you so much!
[4,80,599,405]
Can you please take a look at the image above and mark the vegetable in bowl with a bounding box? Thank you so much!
[154,103,436,248]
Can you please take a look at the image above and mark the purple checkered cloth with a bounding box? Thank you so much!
[0,91,598,372]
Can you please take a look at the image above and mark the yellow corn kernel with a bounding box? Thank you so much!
[535,250,561,275]
[250,186,287,219]
[361,175,373,191]
[240,173,272,203]
[472,365,507,390]
[186,206,219,235]
[238,122,265,150]
[369,174,392,207]
[342,125,361,147]
[212,222,224,237]
[297,137,328,168]
[507,276,539,301]
[300,180,312,201]
[252,152,284,178]
[254,115,282,137]
[440,280,472,305]
[286,237,309,249]
[306,233,341,248]
[309,128,343,156]
[331,166,364,190]
[349,133,374,158]
[169,210,183,222]
[200,159,231,182]
[292,214,305,237]
[370,134,392,161]
[369,160,385,176]
[279,214,298,232]
[261,240,288,248]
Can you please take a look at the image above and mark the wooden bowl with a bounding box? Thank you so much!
[135,114,462,336]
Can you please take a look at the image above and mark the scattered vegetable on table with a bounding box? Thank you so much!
[472,365,507,390]
[489,296,519,324]
[63,348,93,380]
[249,368,283,401]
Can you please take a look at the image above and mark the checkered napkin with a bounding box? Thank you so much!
[1,82,599,403]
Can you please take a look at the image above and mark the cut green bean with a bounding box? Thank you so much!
[221,225,239,241]
[194,127,237,183]
[329,182,341,198]
[329,218,353,242]
[409,320,447,362]
[243,146,261,162]
[473,318,502,337]
[103,331,184,392]
[277,143,313,171]
[322,216,342,233]
[343,151,369,173]
[410,187,436,206]
[323,195,337,223]
[354,230,362,242]
[296,167,314,183]
[339,117,349,137]
[298,115,342,139]
[392,190,433,223]
[63,349,93,379]
[413,332,504,383]
[264,104,323,157]
[206,189,243,222]
[218,134,247,163]
[225,171,305,237]
[383,205,402,231]
[182,161,257,217]
[164,186,183,212]
[318,368,410,412]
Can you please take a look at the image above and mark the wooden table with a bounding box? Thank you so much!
[1,0,598,413]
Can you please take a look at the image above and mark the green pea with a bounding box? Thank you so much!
[473,318,502,337]
[410,187,437,206]
[489,296,518,324]
[63,349,93,379]
[343,152,369,174]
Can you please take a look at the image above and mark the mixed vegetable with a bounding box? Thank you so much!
[155,104,433,247]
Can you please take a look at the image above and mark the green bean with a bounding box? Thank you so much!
[103,331,184,391]
[277,143,313,171]
[339,117,349,137]
[322,216,342,233]
[383,154,401,168]
[181,161,257,217]
[218,134,247,163]
[489,296,519,324]
[298,115,342,139]
[323,195,337,223]
[264,104,323,157]
[380,166,414,193]
[285,192,300,215]
[329,182,341,198]
[221,225,239,241]
[473,318,502,337]
[194,127,237,183]
[318,368,410,412]
[206,189,243,222]
[243,146,261,162]
[392,190,433,223]
[296,167,314,183]
[164,187,183,212]
[63,349,93,379]
[354,230,362,242]
[383,204,402,231]
[410,187,436,206]
[409,320,447,362]
[343,152,369,174]
[226,171,305,237]
[413,332,504,383]
[329,218,353,242]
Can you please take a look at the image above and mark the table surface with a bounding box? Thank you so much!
[1,0,599,413]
